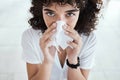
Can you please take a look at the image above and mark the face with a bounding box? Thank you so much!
[42,3,80,29]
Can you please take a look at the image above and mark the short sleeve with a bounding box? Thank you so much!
[21,29,43,64]
[79,32,96,69]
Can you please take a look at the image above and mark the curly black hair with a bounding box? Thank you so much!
[28,0,103,35]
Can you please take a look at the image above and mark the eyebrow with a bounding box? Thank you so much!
[43,8,79,13]
[65,9,79,13]
[43,9,55,12]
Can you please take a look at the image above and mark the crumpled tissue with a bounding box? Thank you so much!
[48,21,73,50]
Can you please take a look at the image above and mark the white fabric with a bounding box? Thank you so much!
[49,20,73,50]
[21,28,96,80]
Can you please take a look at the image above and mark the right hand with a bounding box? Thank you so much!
[39,23,57,64]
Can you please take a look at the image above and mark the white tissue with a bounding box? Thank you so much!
[49,21,73,50]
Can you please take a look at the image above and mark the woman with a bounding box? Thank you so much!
[21,0,103,80]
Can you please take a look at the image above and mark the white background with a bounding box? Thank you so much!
[0,0,120,80]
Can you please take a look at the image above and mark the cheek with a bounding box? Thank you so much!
[67,17,79,29]
[43,14,53,28]
[42,11,54,28]
[66,12,80,29]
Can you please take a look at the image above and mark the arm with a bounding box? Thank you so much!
[67,58,90,80]
[27,62,53,80]
[26,23,57,80]
[64,26,92,80]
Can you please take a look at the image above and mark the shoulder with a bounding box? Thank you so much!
[81,32,96,45]
[21,28,43,64]
[79,32,97,55]
[79,32,97,69]
[21,28,42,49]
[22,28,41,37]
[22,28,42,41]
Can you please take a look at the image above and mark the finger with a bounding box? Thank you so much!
[58,46,64,54]
[65,31,80,44]
[44,23,57,35]
[44,38,53,47]
[63,25,79,39]
[67,41,78,49]
[65,31,78,39]
[40,36,51,47]
[63,25,76,34]
[42,29,56,42]
[42,23,57,41]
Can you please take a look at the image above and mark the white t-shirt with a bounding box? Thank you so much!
[21,28,96,80]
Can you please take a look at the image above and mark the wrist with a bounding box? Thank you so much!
[66,57,80,69]
[43,59,54,65]
[42,61,53,70]
[67,57,78,64]
[42,62,53,67]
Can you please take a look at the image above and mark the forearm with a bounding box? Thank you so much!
[67,59,86,80]
[68,67,86,80]
[31,62,53,80]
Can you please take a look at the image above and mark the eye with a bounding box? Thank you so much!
[66,13,75,17]
[45,12,55,17]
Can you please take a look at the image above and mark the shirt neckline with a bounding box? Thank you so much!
[55,51,67,70]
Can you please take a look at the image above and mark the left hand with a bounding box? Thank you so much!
[63,25,82,62]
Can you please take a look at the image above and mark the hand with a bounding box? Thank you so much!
[63,25,82,62]
[39,23,57,64]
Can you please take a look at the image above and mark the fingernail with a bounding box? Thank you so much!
[53,23,56,26]
[49,38,52,41]
[52,29,56,32]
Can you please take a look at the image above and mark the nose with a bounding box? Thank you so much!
[56,15,65,22]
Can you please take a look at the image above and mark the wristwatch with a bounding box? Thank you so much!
[66,57,80,69]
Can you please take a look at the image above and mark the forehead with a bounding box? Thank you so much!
[43,3,78,10]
